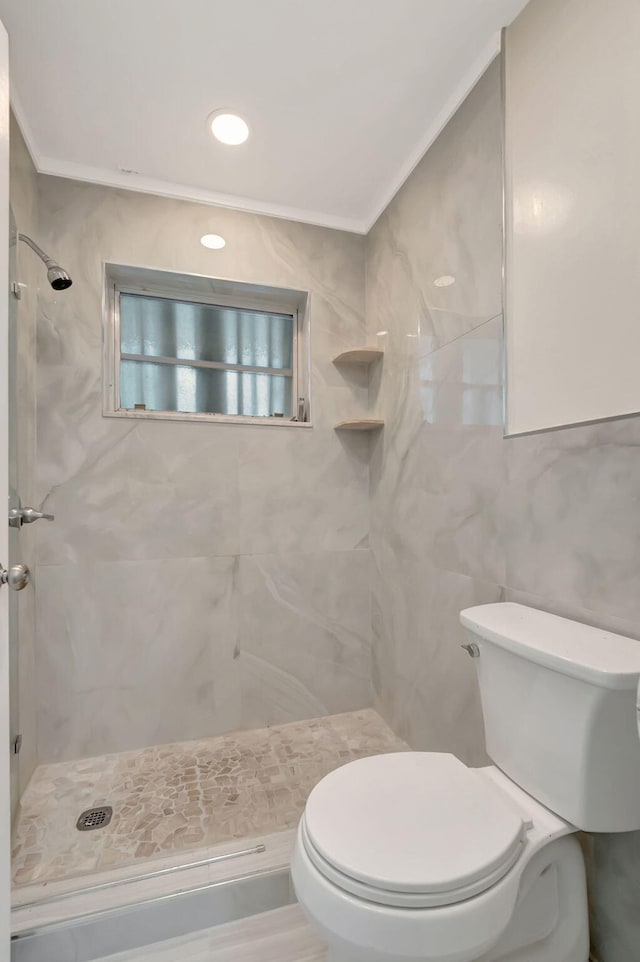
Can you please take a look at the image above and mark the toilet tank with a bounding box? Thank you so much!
[460,603,640,832]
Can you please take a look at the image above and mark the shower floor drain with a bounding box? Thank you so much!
[76,806,113,831]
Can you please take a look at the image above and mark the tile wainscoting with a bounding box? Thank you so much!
[366,56,640,962]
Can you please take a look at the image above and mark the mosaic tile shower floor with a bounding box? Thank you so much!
[12,709,407,887]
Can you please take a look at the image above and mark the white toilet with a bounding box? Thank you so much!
[292,602,640,962]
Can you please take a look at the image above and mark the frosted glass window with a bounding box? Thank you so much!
[118,293,294,418]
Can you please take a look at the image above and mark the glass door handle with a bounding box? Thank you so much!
[0,563,30,591]
[9,506,55,526]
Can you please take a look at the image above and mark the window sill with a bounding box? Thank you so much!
[103,409,313,428]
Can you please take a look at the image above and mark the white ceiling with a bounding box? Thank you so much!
[0,0,529,233]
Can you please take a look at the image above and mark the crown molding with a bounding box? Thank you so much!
[362,33,502,233]
[10,32,501,239]
[9,95,368,234]
[34,155,370,234]
[10,85,43,172]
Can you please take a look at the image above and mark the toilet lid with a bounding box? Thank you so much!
[303,753,525,902]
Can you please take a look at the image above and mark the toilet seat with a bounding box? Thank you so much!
[302,752,526,908]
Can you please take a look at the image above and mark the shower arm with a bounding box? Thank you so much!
[18,233,58,271]
[17,233,73,290]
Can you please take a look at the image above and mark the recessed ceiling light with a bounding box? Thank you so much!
[208,111,249,146]
[200,234,226,250]
[434,275,455,287]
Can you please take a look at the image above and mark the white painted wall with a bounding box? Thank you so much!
[504,0,640,435]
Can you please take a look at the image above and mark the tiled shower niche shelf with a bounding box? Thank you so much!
[333,347,384,365]
[333,348,384,431]
[334,419,384,432]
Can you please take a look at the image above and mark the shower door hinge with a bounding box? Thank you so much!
[11,734,22,755]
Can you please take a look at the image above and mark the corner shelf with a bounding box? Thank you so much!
[333,347,384,366]
[334,419,384,432]
[333,347,384,433]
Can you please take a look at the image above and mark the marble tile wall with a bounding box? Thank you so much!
[366,56,640,962]
[9,115,39,802]
[33,176,372,763]
[367,63,505,767]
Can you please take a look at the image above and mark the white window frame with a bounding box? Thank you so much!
[103,263,311,427]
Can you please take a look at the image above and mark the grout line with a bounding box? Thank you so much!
[418,311,503,361]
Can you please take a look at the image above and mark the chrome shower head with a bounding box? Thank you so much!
[47,265,73,291]
[18,233,73,290]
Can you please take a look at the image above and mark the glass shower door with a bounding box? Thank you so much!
[8,208,21,819]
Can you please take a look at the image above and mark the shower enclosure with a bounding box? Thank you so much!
[5,155,398,961]
[5,226,403,953]
[8,210,33,820]
[8,211,64,822]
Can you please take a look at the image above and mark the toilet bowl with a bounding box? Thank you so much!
[291,753,588,962]
[292,603,640,962]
